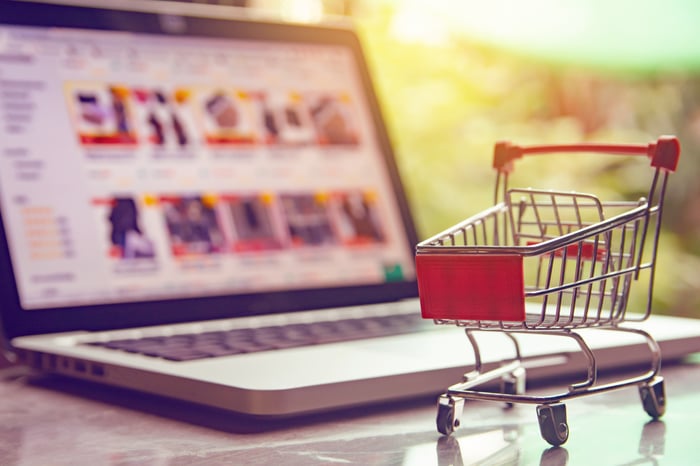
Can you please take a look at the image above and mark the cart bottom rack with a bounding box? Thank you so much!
[433,326,665,446]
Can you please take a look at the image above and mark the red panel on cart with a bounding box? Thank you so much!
[416,254,525,322]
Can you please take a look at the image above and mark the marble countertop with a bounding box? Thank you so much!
[1,356,699,465]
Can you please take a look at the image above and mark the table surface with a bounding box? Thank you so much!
[1,356,699,466]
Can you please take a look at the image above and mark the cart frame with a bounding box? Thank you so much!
[415,136,680,446]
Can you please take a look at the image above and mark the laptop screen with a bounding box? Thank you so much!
[0,2,418,334]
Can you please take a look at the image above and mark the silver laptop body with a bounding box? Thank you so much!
[3,0,700,418]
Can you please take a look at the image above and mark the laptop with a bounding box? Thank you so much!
[2,0,700,419]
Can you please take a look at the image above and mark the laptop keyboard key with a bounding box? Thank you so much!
[86,312,429,361]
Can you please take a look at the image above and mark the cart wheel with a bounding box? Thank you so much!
[639,376,666,419]
[501,367,526,408]
[436,395,463,436]
[536,403,569,446]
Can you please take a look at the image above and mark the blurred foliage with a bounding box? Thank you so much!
[350,2,700,317]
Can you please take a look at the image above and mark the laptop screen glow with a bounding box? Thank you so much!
[0,24,416,310]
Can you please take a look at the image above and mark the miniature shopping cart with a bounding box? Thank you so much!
[416,136,680,446]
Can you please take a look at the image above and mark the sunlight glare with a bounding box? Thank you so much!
[280,0,324,23]
[389,0,449,45]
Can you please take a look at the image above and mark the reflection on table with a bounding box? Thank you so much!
[0,357,698,465]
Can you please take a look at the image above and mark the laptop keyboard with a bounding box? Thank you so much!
[86,313,430,362]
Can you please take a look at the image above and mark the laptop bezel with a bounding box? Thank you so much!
[0,1,420,341]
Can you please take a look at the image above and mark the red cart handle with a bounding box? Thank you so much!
[493,135,680,174]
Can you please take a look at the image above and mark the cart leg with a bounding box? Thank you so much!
[501,366,526,408]
[536,403,569,446]
[639,376,666,419]
[436,394,464,436]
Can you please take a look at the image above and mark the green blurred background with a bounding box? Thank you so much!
[227,0,700,316]
[345,0,700,317]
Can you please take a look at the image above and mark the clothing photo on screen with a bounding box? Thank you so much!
[69,83,138,145]
[162,196,226,256]
[107,197,155,259]
[260,93,317,146]
[308,94,359,146]
[226,194,284,251]
[280,194,337,247]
